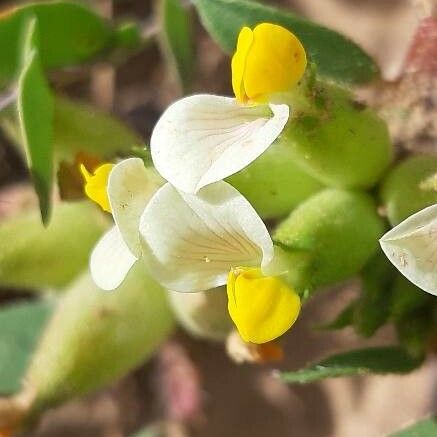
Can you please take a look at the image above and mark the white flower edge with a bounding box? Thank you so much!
[90,158,161,290]
[108,157,161,257]
[151,94,289,194]
[379,203,437,296]
[90,226,137,291]
[139,181,274,292]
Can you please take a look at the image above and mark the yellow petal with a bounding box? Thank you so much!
[79,163,114,213]
[231,23,307,103]
[227,267,301,344]
[231,26,254,102]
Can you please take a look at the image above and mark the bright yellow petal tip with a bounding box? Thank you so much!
[227,267,301,344]
[79,163,114,213]
[231,23,307,103]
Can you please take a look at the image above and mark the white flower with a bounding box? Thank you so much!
[138,180,274,291]
[379,204,437,296]
[138,180,300,344]
[90,158,161,290]
[151,95,289,194]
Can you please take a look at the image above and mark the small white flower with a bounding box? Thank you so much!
[151,95,289,194]
[138,180,274,291]
[379,204,437,296]
[90,158,161,290]
[138,180,301,344]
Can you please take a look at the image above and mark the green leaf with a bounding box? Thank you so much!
[273,190,384,292]
[158,0,195,92]
[281,346,423,384]
[390,416,437,437]
[395,310,432,359]
[0,1,113,87]
[390,276,432,322]
[0,202,108,291]
[18,18,54,224]
[381,155,437,226]
[192,0,378,84]
[1,95,141,161]
[25,266,174,414]
[131,425,162,437]
[0,299,54,394]
[353,254,395,337]
[52,96,141,160]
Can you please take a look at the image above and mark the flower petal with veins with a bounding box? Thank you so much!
[139,181,274,292]
[151,94,289,194]
[108,158,161,257]
[380,204,437,295]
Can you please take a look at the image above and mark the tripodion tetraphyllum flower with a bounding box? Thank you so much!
[138,181,301,344]
[81,158,161,290]
[150,23,307,194]
[380,203,437,295]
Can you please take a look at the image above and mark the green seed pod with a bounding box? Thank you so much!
[22,264,174,421]
[0,202,107,290]
[227,141,323,219]
[282,81,392,189]
[381,154,437,226]
[274,189,385,293]
[167,287,233,341]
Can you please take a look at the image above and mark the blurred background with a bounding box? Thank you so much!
[0,0,436,436]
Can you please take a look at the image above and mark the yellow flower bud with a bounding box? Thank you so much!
[231,23,307,103]
[79,163,114,213]
[226,267,301,344]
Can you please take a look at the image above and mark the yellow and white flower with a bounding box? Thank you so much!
[379,204,437,295]
[138,181,301,344]
[83,158,161,290]
[151,23,306,194]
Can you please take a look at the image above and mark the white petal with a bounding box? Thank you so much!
[380,204,437,295]
[108,158,161,257]
[139,181,274,292]
[151,94,289,193]
[90,226,137,291]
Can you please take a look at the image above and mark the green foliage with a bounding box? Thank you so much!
[353,254,395,337]
[390,416,437,437]
[25,265,174,416]
[389,276,433,322]
[0,202,108,290]
[158,0,194,92]
[381,154,437,226]
[395,310,433,359]
[52,96,141,160]
[274,189,385,292]
[281,346,423,384]
[131,428,162,437]
[283,81,392,190]
[0,299,54,394]
[228,140,323,219]
[2,95,141,161]
[192,0,378,84]
[0,1,113,87]
[17,18,54,224]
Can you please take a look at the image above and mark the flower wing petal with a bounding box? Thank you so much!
[380,204,437,295]
[139,181,274,292]
[90,226,137,291]
[108,158,160,257]
[151,94,289,193]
